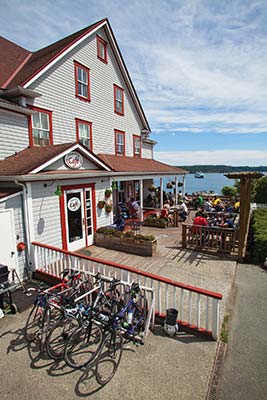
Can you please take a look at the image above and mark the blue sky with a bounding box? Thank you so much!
[2,0,267,166]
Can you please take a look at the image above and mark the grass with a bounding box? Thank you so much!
[220,314,230,343]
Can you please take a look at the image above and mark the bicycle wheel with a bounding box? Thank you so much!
[64,321,103,369]
[96,331,123,385]
[133,297,148,336]
[46,317,79,360]
[24,304,44,342]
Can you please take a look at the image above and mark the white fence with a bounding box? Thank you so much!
[32,241,222,340]
[251,203,267,210]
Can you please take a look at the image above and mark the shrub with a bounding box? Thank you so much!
[253,176,267,204]
[249,209,267,264]
[221,186,237,197]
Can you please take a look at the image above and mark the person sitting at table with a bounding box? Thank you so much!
[204,198,214,212]
[219,215,236,229]
[233,198,240,212]
[129,197,139,219]
[178,200,188,222]
[195,206,208,218]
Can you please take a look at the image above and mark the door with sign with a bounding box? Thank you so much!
[64,188,93,251]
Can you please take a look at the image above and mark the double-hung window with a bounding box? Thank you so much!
[76,119,92,150]
[30,107,52,146]
[97,35,108,63]
[114,84,124,116]
[74,61,90,102]
[133,135,141,158]
[115,129,125,156]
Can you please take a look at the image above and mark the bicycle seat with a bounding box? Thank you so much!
[69,270,80,279]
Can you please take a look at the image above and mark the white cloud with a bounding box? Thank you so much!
[154,149,267,166]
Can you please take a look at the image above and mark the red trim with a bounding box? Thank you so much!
[32,241,223,300]
[59,183,96,250]
[97,35,108,63]
[75,118,93,151]
[28,105,53,147]
[133,135,141,158]
[114,129,125,156]
[74,61,91,102]
[21,18,107,87]
[113,84,124,116]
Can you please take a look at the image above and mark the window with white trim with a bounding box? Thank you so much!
[133,135,141,157]
[32,110,51,146]
[115,130,125,155]
[76,119,92,150]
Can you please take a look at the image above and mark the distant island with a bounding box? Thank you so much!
[177,165,267,173]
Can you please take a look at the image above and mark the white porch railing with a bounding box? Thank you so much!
[32,241,222,340]
[251,203,267,210]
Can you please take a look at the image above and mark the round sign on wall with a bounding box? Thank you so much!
[64,152,83,169]
[67,197,81,212]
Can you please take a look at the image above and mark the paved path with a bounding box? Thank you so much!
[216,264,267,400]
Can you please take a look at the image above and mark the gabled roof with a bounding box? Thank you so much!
[3,19,106,89]
[98,154,188,175]
[0,37,31,87]
[1,18,150,131]
[0,143,111,175]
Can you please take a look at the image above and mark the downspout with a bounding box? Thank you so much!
[15,180,33,279]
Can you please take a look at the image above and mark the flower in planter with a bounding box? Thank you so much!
[105,203,113,213]
[105,188,112,198]
[98,200,106,209]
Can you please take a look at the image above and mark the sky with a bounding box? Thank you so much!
[1,0,267,166]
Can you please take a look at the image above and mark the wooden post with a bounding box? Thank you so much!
[139,179,144,221]
[175,176,178,205]
[160,177,163,209]
[238,178,252,261]
[182,223,187,248]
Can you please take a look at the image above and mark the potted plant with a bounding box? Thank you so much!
[148,184,157,192]
[105,188,112,198]
[178,182,183,187]
[98,200,106,209]
[105,203,113,213]
[166,182,173,189]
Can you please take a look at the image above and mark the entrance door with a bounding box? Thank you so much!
[64,188,94,251]
[0,210,17,269]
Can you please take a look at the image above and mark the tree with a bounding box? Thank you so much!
[221,186,237,197]
[253,176,267,203]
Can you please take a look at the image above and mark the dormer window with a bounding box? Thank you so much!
[133,135,141,158]
[76,118,92,150]
[115,129,125,156]
[114,84,124,116]
[29,107,53,146]
[97,35,108,63]
[74,61,90,102]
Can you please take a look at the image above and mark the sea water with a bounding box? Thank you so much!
[155,173,236,195]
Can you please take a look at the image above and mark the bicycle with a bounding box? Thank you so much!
[24,269,83,352]
[64,274,122,369]
[95,282,147,385]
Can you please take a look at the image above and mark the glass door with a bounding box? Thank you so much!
[65,189,86,251]
[85,188,94,246]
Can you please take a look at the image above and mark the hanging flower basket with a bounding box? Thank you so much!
[148,184,157,192]
[166,182,173,189]
[98,200,106,209]
[105,204,113,213]
[171,181,176,185]
[105,188,112,198]
[178,182,184,187]
[17,242,26,252]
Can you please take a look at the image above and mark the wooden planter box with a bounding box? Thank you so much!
[143,220,168,228]
[95,233,157,256]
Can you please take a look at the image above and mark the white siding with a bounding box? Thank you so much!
[0,110,29,159]
[28,27,147,158]
[142,142,153,159]
[31,178,111,248]
[0,194,27,278]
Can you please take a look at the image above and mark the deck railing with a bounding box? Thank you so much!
[182,224,238,255]
[32,241,223,340]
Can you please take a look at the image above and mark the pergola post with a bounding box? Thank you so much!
[225,172,263,262]
[160,177,163,209]
[182,175,186,196]
[175,176,178,205]
[139,178,144,221]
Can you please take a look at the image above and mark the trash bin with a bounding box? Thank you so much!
[166,308,178,326]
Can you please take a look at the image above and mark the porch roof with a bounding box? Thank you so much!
[98,154,188,175]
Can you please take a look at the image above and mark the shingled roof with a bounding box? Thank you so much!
[98,154,188,174]
[2,19,106,88]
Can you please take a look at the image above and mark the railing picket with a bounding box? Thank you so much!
[197,294,201,327]
[180,288,184,321]
[206,297,209,330]
[188,291,192,324]
[165,285,169,311]
[158,282,161,314]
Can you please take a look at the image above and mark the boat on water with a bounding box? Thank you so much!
[194,171,205,178]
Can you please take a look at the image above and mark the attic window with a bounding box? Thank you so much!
[30,107,53,147]
[133,135,141,158]
[74,61,90,102]
[114,84,124,116]
[97,35,108,63]
[115,129,125,156]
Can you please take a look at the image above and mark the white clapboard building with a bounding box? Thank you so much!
[0,18,187,278]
